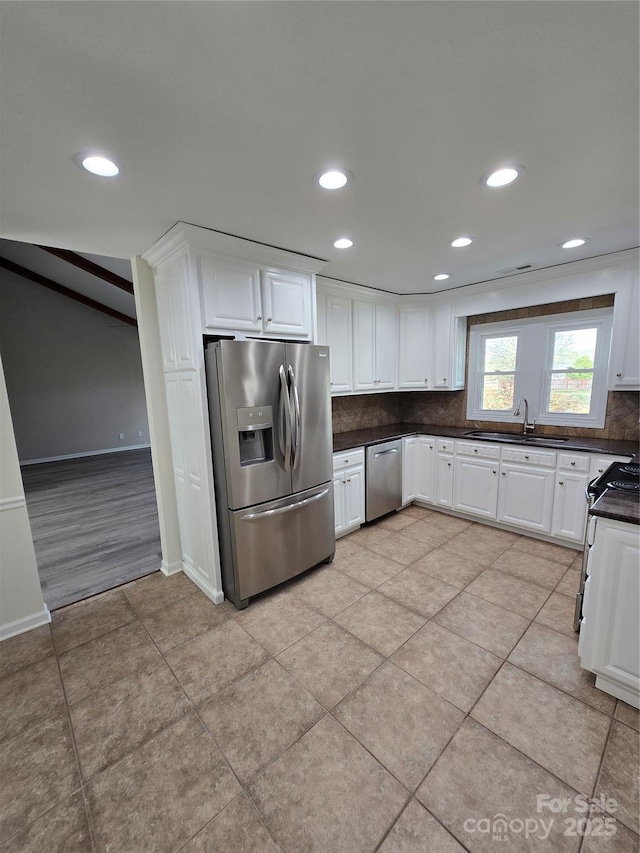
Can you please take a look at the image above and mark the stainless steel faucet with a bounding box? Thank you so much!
[514,397,535,434]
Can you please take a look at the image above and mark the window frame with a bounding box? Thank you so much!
[467,308,613,429]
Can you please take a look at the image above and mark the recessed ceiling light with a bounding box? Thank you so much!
[333,237,353,249]
[74,152,121,177]
[317,168,352,190]
[450,236,474,248]
[482,165,524,188]
[560,238,587,249]
[433,273,450,281]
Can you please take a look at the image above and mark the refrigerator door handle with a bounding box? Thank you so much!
[240,487,330,521]
[278,364,292,471]
[288,365,301,470]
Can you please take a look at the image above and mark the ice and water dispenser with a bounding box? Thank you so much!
[236,406,274,466]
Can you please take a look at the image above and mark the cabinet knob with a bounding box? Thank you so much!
[266,316,272,323]
[492,470,497,474]
[256,315,262,321]
[502,471,506,476]
[559,481,564,486]
[424,379,428,383]
[616,373,622,378]
[524,455,529,460]
[347,478,351,483]
[447,462,452,467]
[598,468,604,473]
[570,461,576,466]
[344,459,349,464]
[443,378,447,382]
[473,449,478,453]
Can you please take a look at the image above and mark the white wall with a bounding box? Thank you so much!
[0,267,150,462]
[0,353,49,639]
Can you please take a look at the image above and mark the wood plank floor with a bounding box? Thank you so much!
[21,449,162,610]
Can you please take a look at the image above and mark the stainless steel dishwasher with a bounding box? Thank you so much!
[366,439,403,522]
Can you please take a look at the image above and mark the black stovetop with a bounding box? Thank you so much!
[590,461,640,499]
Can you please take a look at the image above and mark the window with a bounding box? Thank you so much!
[467,309,613,429]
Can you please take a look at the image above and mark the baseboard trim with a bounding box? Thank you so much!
[160,559,183,577]
[182,563,224,605]
[0,605,51,642]
[20,445,151,466]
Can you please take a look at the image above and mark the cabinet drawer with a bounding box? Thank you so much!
[333,448,365,472]
[558,453,590,473]
[501,447,556,468]
[437,439,455,454]
[456,441,501,460]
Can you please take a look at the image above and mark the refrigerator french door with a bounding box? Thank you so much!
[205,340,334,608]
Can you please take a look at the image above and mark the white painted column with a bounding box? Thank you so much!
[0,353,50,640]
[130,256,182,575]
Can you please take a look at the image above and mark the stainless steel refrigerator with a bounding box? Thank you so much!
[205,340,334,609]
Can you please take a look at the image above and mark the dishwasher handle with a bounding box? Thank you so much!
[373,448,399,458]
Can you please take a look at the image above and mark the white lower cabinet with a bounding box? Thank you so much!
[497,463,555,534]
[402,437,418,504]
[415,437,437,503]
[436,452,454,508]
[580,516,640,708]
[551,470,590,543]
[454,457,499,519]
[333,449,365,537]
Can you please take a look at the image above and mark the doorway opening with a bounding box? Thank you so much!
[0,239,161,609]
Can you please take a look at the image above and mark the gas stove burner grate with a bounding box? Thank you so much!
[620,464,640,475]
[607,481,640,492]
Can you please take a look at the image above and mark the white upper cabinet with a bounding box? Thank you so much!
[325,295,353,393]
[199,252,314,340]
[352,300,398,391]
[260,269,312,338]
[432,302,466,390]
[398,305,432,389]
[609,272,640,390]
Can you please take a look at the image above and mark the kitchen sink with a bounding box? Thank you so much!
[464,430,568,445]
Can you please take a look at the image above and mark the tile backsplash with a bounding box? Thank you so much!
[332,294,639,442]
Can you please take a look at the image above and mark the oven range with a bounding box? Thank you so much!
[574,460,639,632]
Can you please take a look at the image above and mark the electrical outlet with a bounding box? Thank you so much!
[119,433,125,440]
[137,431,143,438]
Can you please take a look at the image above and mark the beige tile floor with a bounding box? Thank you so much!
[1,507,639,852]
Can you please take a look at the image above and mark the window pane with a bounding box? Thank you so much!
[547,372,593,413]
[484,336,518,372]
[482,375,515,410]
[551,328,597,371]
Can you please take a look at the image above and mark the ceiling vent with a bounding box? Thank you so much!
[496,263,536,276]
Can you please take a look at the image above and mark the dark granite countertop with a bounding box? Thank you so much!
[332,422,638,457]
[591,490,640,525]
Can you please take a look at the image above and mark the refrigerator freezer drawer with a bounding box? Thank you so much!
[229,482,334,600]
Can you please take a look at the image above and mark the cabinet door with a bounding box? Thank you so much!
[352,301,376,390]
[199,255,262,332]
[333,473,346,536]
[551,471,590,543]
[374,303,398,389]
[436,454,454,508]
[432,303,465,390]
[261,269,312,338]
[403,437,417,504]
[498,463,555,533]
[581,519,640,700]
[415,437,436,503]
[344,465,365,529]
[155,254,196,371]
[609,272,640,389]
[398,306,431,389]
[326,296,353,393]
[454,457,499,519]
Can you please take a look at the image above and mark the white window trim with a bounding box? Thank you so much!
[467,308,613,429]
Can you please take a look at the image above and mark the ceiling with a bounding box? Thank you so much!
[0,2,638,295]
